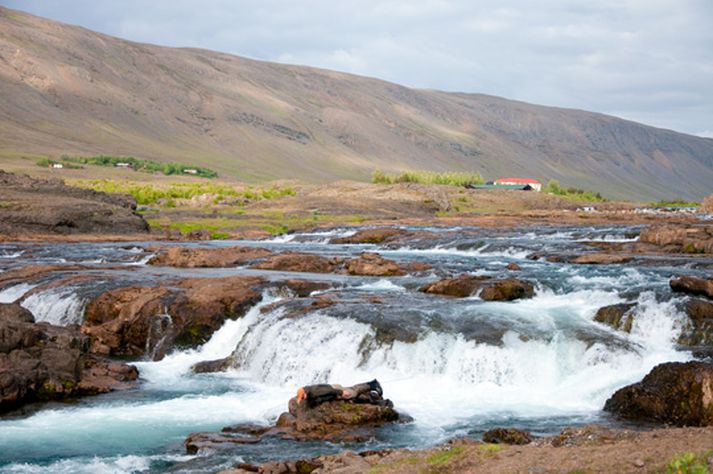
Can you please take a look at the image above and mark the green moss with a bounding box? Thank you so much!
[367,456,419,474]
[682,243,705,254]
[426,446,466,466]
[210,232,231,240]
[666,451,711,474]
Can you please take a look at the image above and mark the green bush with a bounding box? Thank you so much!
[544,179,607,202]
[372,169,484,186]
[60,154,218,178]
[667,451,710,474]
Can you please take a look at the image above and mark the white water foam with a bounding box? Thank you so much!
[0,283,39,303]
[384,244,530,260]
[0,454,197,474]
[0,251,24,259]
[352,279,407,292]
[20,287,87,325]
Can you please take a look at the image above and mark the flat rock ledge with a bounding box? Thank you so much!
[186,398,408,454]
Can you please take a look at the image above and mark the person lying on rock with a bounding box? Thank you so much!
[295,379,388,408]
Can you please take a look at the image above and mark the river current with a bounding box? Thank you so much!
[0,225,710,473]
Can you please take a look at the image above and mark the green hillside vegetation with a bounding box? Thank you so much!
[544,179,608,202]
[73,179,295,206]
[60,155,218,178]
[372,170,485,186]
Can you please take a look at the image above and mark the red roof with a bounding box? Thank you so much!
[495,178,542,184]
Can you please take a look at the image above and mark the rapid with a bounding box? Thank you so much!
[0,224,709,473]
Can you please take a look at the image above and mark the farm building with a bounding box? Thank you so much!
[494,178,542,191]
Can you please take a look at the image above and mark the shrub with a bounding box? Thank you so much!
[372,169,484,186]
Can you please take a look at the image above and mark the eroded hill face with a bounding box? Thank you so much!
[1,7,712,200]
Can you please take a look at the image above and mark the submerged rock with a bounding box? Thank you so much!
[482,427,533,445]
[82,276,263,359]
[480,278,534,301]
[570,253,632,264]
[0,303,138,413]
[251,252,342,273]
[603,361,713,426]
[330,227,410,244]
[147,245,272,267]
[506,262,522,271]
[593,303,637,333]
[344,252,405,276]
[670,276,713,299]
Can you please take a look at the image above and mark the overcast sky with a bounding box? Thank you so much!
[5,0,713,137]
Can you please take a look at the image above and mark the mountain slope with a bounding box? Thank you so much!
[0,7,711,200]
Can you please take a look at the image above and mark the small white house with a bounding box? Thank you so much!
[116,162,131,168]
[51,163,63,169]
[494,177,542,192]
[183,169,198,175]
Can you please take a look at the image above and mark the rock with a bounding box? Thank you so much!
[677,298,713,347]
[482,427,533,445]
[702,194,713,214]
[277,398,401,442]
[186,390,406,453]
[0,170,149,236]
[603,361,713,426]
[671,276,713,299]
[330,228,410,244]
[420,275,534,301]
[570,253,632,264]
[148,246,271,267]
[0,302,138,413]
[593,303,637,333]
[638,224,713,254]
[506,262,521,271]
[550,425,636,447]
[82,276,263,359]
[344,252,405,277]
[282,279,332,297]
[480,278,535,301]
[191,357,233,373]
[251,252,342,273]
[420,274,489,297]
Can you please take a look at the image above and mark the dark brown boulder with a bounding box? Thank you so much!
[671,276,713,299]
[148,246,272,267]
[344,252,405,277]
[330,228,409,244]
[638,224,713,254]
[0,302,138,413]
[603,361,713,426]
[570,253,632,264]
[480,278,535,301]
[82,276,263,359]
[420,274,490,297]
[251,252,342,273]
[593,303,637,333]
[506,262,522,271]
[482,427,533,445]
[191,356,233,374]
[282,279,332,297]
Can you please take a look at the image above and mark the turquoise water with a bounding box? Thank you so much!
[0,225,708,473]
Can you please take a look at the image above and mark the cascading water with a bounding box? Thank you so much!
[0,224,707,473]
[20,286,87,325]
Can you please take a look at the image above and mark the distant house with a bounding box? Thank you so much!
[183,169,198,175]
[466,183,535,191]
[115,162,131,168]
[494,178,542,192]
[51,163,63,169]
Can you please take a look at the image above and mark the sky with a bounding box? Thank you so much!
[5,0,713,137]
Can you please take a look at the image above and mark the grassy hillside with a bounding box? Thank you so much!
[1,7,712,200]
